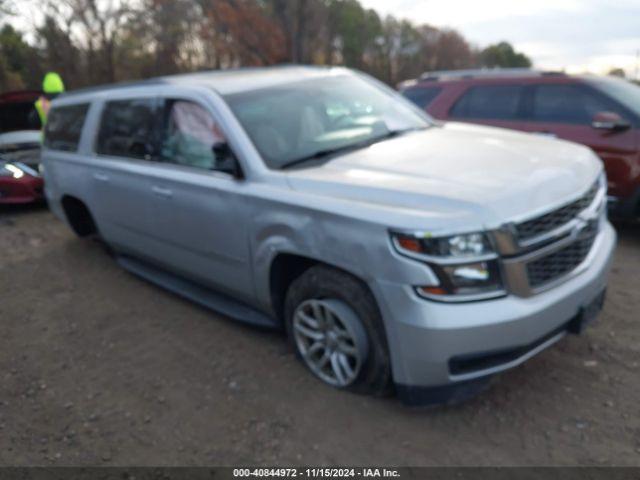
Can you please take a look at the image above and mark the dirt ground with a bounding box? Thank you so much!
[0,204,639,466]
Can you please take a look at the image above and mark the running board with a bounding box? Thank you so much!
[116,255,278,329]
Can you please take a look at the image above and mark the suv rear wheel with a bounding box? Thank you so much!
[284,265,392,396]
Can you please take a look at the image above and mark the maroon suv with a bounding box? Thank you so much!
[399,70,640,220]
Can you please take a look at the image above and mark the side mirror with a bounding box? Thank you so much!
[592,112,631,132]
[212,142,243,178]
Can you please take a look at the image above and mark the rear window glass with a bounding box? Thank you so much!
[450,85,524,120]
[401,87,442,109]
[96,98,160,160]
[0,102,41,133]
[44,104,89,152]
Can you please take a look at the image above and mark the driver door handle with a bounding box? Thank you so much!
[151,186,173,198]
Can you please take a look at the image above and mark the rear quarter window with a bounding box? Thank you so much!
[44,104,90,152]
[401,87,442,109]
[450,85,525,120]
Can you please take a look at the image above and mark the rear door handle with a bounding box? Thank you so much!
[151,186,173,198]
[93,173,110,182]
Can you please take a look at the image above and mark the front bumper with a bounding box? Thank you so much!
[0,175,44,204]
[371,222,616,403]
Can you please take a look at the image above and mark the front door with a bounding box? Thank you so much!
[520,83,638,198]
[143,98,253,300]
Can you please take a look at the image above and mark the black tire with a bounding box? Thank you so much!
[284,265,392,396]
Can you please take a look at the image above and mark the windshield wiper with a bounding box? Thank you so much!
[280,142,370,170]
[280,127,425,170]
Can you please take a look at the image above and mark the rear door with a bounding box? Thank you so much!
[89,97,162,254]
[140,95,253,299]
[446,84,528,131]
[520,83,637,196]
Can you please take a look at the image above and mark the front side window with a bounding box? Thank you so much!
[223,75,429,169]
[450,85,525,120]
[401,87,442,109]
[587,76,640,121]
[96,98,159,160]
[159,100,230,172]
[531,84,630,125]
[44,104,89,152]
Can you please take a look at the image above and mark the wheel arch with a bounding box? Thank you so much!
[268,251,377,325]
[60,194,98,237]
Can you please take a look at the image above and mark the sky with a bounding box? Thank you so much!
[359,0,640,78]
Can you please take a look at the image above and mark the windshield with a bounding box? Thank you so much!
[588,76,640,118]
[223,75,430,169]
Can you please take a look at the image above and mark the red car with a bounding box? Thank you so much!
[399,70,640,220]
[0,90,44,204]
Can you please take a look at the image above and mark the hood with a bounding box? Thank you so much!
[285,122,602,229]
[0,131,41,172]
[0,130,41,149]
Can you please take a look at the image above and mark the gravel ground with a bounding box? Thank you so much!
[0,204,639,466]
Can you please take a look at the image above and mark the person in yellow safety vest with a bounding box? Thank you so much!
[34,72,65,127]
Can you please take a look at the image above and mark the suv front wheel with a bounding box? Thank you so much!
[284,265,392,396]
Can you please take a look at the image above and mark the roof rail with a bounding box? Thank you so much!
[417,68,566,81]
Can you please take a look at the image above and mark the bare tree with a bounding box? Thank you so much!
[5,0,486,89]
[199,0,287,67]
[55,0,134,83]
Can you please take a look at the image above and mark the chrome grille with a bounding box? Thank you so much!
[516,181,599,243]
[525,220,598,289]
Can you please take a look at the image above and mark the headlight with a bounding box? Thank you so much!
[392,231,494,258]
[391,231,505,302]
[423,260,504,299]
[0,163,25,179]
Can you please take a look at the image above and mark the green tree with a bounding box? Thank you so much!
[0,0,530,90]
[36,15,81,88]
[0,25,41,90]
[608,67,625,78]
[325,0,382,69]
[479,41,532,68]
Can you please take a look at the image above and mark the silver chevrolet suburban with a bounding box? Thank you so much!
[42,66,616,405]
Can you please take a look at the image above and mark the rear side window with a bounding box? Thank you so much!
[96,98,160,160]
[401,87,442,109]
[450,85,524,120]
[44,104,89,152]
[531,84,629,125]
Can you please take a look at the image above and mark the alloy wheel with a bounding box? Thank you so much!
[292,298,369,387]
